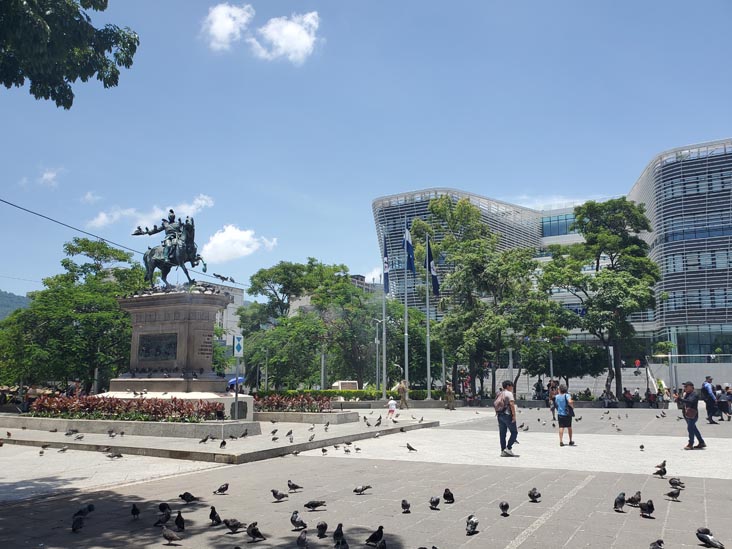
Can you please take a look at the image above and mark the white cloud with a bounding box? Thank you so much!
[38,168,61,187]
[202,3,255,51]
[202,224,277,263]
[364,266,383,285]
[18,177,28,187]
[86,194,215,230]
[81,191,101,204]
[247,11,320,65]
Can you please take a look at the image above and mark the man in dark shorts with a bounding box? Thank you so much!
[554,384,575,447]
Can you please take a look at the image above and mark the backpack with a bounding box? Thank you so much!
[494,392,507,413]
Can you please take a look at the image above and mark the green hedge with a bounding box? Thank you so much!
[255,389,445,401]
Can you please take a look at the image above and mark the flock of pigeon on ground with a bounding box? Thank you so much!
[2,405,729,547]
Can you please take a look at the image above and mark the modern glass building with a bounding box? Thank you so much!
[372,138,732,355]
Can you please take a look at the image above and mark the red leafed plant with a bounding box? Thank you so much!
[253,393,332,413]
[29,395,223,422]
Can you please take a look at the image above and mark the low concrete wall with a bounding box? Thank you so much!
[0,415,262,438]
[253,411,359,424]
[331,400,464,410]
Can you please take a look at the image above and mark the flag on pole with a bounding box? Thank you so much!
[382,234,390,293]
[426,238,440,297]
[403,224,415,274]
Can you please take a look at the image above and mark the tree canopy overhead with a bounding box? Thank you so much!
[0,0,139,109]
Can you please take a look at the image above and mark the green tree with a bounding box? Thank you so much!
[541,198,660,396]
[0,238,145,391]
[1,0,139,109]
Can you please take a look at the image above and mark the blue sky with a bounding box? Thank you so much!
[2,1,732,297]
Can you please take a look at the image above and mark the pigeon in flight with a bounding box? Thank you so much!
[247,521,266,541]
[271,489,288,502]
[213,483,229,495]
[696,527,725,548]
[365,525,384,546]
[429,496,440,510]
[614,492,626,512]
[499,501,510,516]
[401,499,411,513]
[304,500,326,511]
[288,480,303,492]
[316,521,328,538]
[443,488,455,504]
[528,488,541,503]
[354,485,372,495]
[209,506,222,525]
[466,514,479,536]
[639,499,655,518]
[291,510,307,530]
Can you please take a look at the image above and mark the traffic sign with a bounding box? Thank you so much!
[233,335,244,357]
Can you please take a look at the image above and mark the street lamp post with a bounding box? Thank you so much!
[372,318,383,391]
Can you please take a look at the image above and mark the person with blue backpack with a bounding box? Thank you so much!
[554,384,575,447]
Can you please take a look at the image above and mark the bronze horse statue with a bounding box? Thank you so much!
[143,217,206,288]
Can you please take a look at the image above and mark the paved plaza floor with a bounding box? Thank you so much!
[1,406,731,548]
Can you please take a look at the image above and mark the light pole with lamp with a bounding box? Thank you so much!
[372,318,383,391]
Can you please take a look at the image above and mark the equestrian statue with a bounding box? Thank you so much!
[133,209,207,288]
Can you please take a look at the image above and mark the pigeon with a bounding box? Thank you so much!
[321,448,328,455]
[38,449,44,456]
[466,514,479,536]
[649,540,664,549]
[366,421,372,427]
[344,447,351,454]
[522,425,529,432]
[696,527,725,548]
[355,446,361,453]
[528,488,541,503]
[272,436,279,442]
[614,492,626,512]
[209,506,222,525]
[333,523,345,545]
[639,499,655,518]
[316,521,328,538]
[247,521,266,541]
[296,529,309,547]
[175,510,185,531]
[49,428,58,432]
[653,466,666,479]
[401,499,411,513]
[159,502,172,514]
[375,417,382,427]
[65,429,79,436]
[220,440,226,449]
[131,503,140,519]
[656,459,666,469]
[272,489,289,502]
[308,425,315,431]
[334,445,340,450]
[74,434,84,440]
[665,488,681,501]
[324,421,330,429]
[291,510,307,530]
[154,511,172,526]
[199,434,210,444]
[73,504,95,518]
[640,444,645,451]
[271,429,278,436]
[288,480,303,492]
[270,419,277,424]
[162,525,182,545]
[223,518,244,533]
[179,491,199,504]
[286,429,293,437]
[499,501,510,516]
[406,442,417,452]
[304,500,326,510]
[660,411,666,417]
[308,434,315,442]
[354,485,372,495]
[229,435,238,440]
[5,431,10,438]
[241,429,248,438]
[443,488,455,504]
[107,452,123,459]
[419,416,424,423]
[669,477,685,489]
[518,422,525,429]
[429,496,440,510]
[627,491,642,506]
[365,525,384,546]
[375,432,381,438]
[71,516,84,533]
[213,483,229,495]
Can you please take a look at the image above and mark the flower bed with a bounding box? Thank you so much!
[29,395,223,422]
[254,394,332,413]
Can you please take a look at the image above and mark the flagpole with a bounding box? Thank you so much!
[404,218,409,394]
[425,234,432,400]
[382,274,387,400]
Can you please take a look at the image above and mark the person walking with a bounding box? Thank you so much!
[554,384,575,447]
[496,380,519,457]
[675,381,706,450]
[445,382,455,411]
[701,375,719,424]
[397,380,409,410]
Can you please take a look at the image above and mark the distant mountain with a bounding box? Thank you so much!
[0,289,30,320]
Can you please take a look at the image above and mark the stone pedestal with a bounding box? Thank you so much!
[109,291,231,393]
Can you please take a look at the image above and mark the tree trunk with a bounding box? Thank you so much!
[613,341,623,398]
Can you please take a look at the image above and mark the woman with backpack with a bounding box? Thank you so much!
[554,384,575,447]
